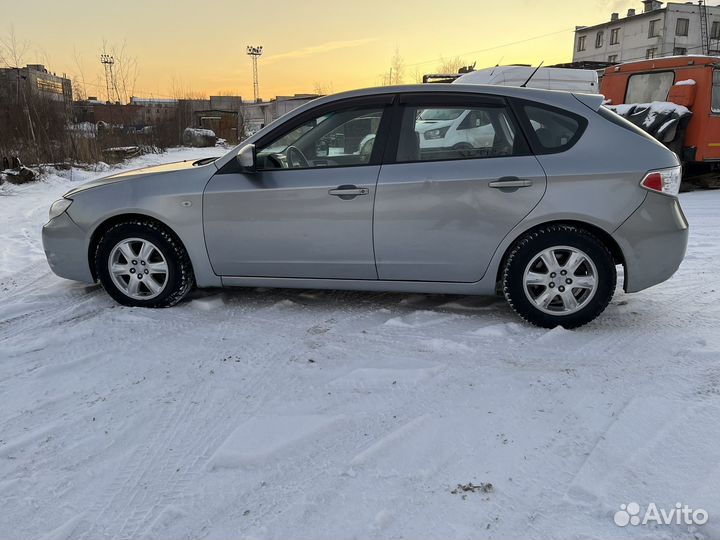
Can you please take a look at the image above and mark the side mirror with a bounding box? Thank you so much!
[236,144,256,173]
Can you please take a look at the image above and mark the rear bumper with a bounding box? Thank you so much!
[41,213,95,283]
[612,191,689,293]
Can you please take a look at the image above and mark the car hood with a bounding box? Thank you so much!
[415,119,454,133]
[64,159,214,197]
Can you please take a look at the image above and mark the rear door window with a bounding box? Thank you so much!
[520,104,585,154]
[395,104,525,163]
[625,71,675,103]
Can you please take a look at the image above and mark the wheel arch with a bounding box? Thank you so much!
[88,213,192,281]
[495,219,626,287]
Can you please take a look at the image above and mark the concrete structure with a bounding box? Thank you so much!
[179,94,320,142]
[0,64,72,105]
[129,97,178,126]
[239,94,320,134]
[573,1,720,64]
[73,99,143,127]
[68,93,321,143]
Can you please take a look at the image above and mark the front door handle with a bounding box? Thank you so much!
[489,177,533,189]
[328,185,370,199]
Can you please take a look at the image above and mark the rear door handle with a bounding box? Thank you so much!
[328,185,370,199]
[489,177,533,189]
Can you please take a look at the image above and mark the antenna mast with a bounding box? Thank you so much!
[246,45,263,102]
[100,54,115,103]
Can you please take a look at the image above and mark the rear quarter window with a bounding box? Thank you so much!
[518,103,587,154]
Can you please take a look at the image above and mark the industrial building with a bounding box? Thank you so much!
[0,64,72,106]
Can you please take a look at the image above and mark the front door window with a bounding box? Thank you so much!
[256,107,385,170]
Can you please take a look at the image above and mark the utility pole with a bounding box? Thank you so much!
[100,54,115,103]
[246,45,263,102]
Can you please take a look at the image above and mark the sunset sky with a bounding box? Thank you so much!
[3,0,636,100]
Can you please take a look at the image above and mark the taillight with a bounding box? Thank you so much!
[640,166,682,196]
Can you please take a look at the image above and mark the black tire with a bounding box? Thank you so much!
[502,225,616,329]
[94,219,194,308]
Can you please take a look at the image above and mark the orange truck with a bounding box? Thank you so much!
[600,55,720,182]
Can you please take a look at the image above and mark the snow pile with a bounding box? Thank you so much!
[182,127,217,147]
[675,79,696,86]
[1,149,720,538]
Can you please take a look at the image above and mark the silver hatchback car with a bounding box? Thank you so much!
[43,84,688,328]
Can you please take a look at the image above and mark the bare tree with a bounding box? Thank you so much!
[312,81,333,95]
[99,40,139,104]
[435,56,469,75]
[381,46,405,86]
[170,75,206,101]
[71,76,87,101]
[0,25,29,69]
[72,48,99,101]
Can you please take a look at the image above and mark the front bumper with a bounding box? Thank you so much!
[612,191,689,293]
[42,212,95,283]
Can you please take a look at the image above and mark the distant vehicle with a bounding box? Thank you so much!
[43,84,687,328]
[414,107,498,154]
[600,55,720,183]
[454,65,599,93]
[415,66,600,152]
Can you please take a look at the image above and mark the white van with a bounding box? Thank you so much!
[453,66,599,93]
[415,108,498,154]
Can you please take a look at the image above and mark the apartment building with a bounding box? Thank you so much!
[574,0,720,64]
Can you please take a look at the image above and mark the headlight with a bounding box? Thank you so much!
[424,127,450,140]
[48,198,73,221]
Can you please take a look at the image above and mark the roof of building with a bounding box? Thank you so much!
[576,2,720,33]
[129,97,179,105]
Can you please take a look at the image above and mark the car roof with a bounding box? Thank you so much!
[312,83,578,103]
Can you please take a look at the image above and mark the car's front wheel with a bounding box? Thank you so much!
[95,220,193,307]
[502,225,616,329]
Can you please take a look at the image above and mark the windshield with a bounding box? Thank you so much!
[418,108,464,121]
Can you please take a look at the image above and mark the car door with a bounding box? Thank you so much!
[373,93,547,283]
[203,97,392,279]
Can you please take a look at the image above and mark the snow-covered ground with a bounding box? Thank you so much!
[1,148,720,539]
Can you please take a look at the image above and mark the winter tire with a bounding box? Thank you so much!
[502,224,616,329]
[95,219,194,308]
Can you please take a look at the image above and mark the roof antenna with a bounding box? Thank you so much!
[520,60,544,88]
[490,57,503,77]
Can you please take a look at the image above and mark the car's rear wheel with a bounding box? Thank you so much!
[95,220,193,307]
[502,225,616,329]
